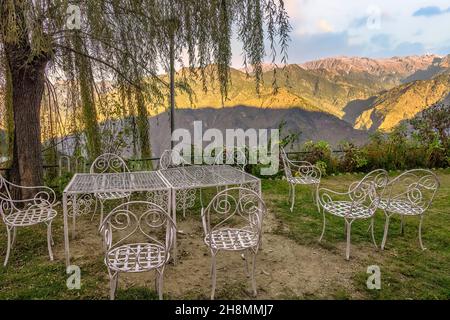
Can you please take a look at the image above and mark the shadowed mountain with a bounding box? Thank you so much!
[147,106,368,157]
[342,96,378,125]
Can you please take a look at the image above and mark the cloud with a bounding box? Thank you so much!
[317,19,334,32]
[350,16,369,29]
[413,6,450,17]
[371,34,392,49]
[388,42,426,57]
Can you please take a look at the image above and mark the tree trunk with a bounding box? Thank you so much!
[6,50,47,191]
[3,58,14,161]
[2,0,49,196]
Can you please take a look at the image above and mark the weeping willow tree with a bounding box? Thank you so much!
[0,0,291,188]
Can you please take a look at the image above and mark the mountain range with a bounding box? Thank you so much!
[167,54,450,135]
[1,54,449,157]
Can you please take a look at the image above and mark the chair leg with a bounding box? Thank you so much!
[244,250,250,277]
[90,198,99,222]
[109,272,118,300]
[251,251,258,297]
[47,222,54,261]
[418,215,426,250]
[183,191,187,218]
[319,209,326,242]
[99,200,105,228]
[290,184,296,212]
[400,215,405,235]
[199,189,204,209]
[315,184,321,213]
[4,226,12,267]
[126,196,131,211]
[288,183,292,203]
[157,269,164,300]
[210,251,217,300]
[381,214,390,250]
[11,227,17,248]
[345,220,352,260]
[370,217,377,248]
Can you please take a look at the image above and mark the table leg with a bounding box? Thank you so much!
[257,180,263,250]
[72,194,77,240]
[63,192,70,267]
[172,188,178,265]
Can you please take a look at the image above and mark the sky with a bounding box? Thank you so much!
[231,0,450,66]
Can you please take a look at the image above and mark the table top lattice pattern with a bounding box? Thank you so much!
[158,165,260,190]
[64,171,169,194]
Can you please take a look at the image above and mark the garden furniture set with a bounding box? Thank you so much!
[281,148,440,260]
[0,147,440,299]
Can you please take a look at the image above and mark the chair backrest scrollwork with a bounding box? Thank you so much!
[214,147,247,171]
[385,169,440,212]
[201,187,266,247]
[100,201,176,260]
[90,153,129,174]
[159,149,188,170]
[349,169,389,214]
[0,174,57,219]
[280,147,320,181]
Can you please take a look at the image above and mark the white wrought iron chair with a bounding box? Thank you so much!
[90,153,131,225]
[159,149,189,170]
[201,187,266,299]
[213,147,248,194]
[378,169,440,251]
[317,169,389,260]
[213,147,247,172]
[99,201,176,300]
[157,149,195,218]
[280,147,322,212]
[0,174,58,266]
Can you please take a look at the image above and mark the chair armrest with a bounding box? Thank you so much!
[290,160,313,166]
[6,182,57,206]
[317,187,351,207]
[7,197,55,209]
[289,162,322,180]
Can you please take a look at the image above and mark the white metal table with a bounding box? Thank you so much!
[157,165,262,263]
[62,171,171,266]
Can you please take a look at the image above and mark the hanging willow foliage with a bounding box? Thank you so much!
[0,0,291,182]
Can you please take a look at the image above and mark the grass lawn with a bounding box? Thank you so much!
[0,169,449,300]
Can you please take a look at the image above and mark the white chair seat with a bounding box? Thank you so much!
[205,228,258,251]
[323,201,372,219]
[4,207,57,227]
[106,243,167,273]
[378,199,424,216]
[288,176,320,185]
[95,191,131,200]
